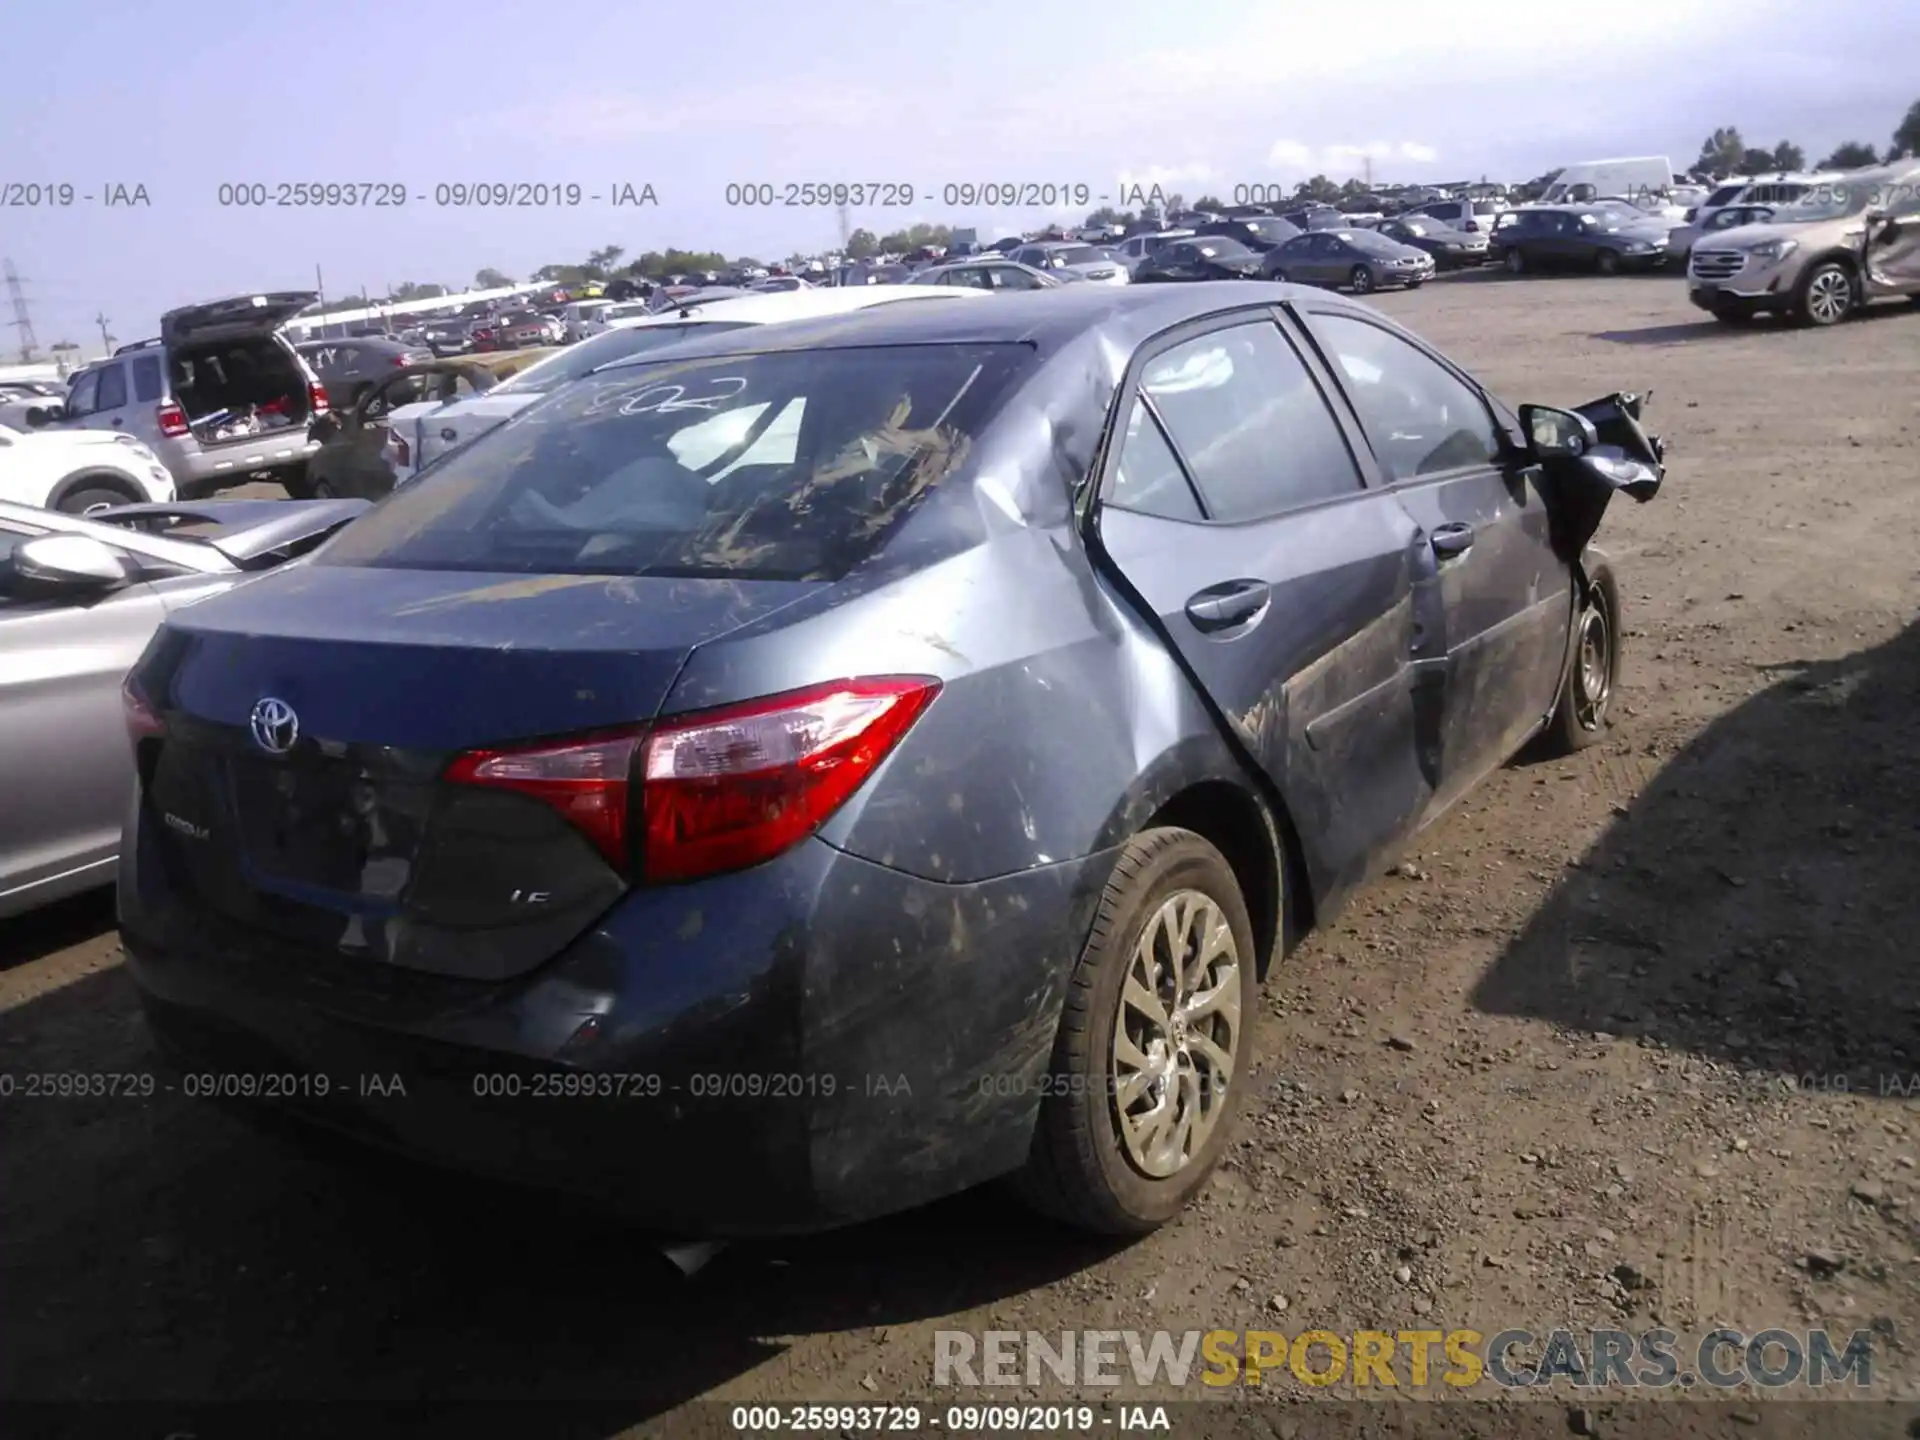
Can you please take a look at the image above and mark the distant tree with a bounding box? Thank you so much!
[1734,147,1778,175]
[1770,141,1806,171]
[1893,99,1920,160]
[585,245,625,277]
[1695,126,1746,176]
[1191,194,1225,212]
[1164,192,1186,213]
[845,228,879,259]
[474,267,512,289]
[1820,140,1881,169]
[1292,174,1343,203]
[733,256,765,270]
[1084,205,1130,228]
[390,281,446,302]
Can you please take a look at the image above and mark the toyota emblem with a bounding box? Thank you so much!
[249,697,299,755]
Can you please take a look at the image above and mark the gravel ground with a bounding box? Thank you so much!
[3,271,1918,1439]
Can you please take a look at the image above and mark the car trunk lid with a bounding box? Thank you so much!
[160,291,319,346]
[134,563,820,981]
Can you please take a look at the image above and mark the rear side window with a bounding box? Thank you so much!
[95,364,128,410]
[66,370,100,415]
[318,344,1032,582]
[1106,401,1203,521]
[132,355,163,403]
[1140,322,1361,523]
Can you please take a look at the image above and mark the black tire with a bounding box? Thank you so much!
[1269,269,1290,284]
[350,382,373,410]
[1349,265,1375,294]
[1503,247,1526,274]
[306,473,338,500]
[1793,261,1855,327]
[1015,826,1259,1234]
[1595,249,1620,276]
[55,483,137,515]
[1541,561,1622,755]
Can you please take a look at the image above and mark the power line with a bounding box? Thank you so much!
[5,259,40,364]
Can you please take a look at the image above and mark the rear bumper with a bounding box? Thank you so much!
[167,434,320,496]
[120,819,1112,1236]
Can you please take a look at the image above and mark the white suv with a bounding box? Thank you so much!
[0,421,176,513]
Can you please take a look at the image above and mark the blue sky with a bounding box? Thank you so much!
[3,0,1915,356]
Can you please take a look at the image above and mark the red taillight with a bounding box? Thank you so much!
[309,381,330,416]
[392,435,411,466]
[156,402,189,438]
[444,730,645,870]
[440,677,939,883]
[640,676,939,884]
[122,674,165,745]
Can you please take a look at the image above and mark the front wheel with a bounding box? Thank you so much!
[56,485,133,516]
[1541,561,1622,754]
[1795,261,1855,326]
[1015,827,1258,1234]
[1504,248,1526,274]
[1595,249,1620,275]
[1349,265,1375,294]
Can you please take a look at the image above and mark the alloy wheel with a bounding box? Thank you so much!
[1111,889,1242,1179]
[1806,267,1852,325]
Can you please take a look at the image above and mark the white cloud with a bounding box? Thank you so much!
[477,83,886,141]
[1266,139,1442,177]
[1115,163,1218,190]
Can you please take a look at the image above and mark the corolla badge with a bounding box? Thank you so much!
[249,697,299,755]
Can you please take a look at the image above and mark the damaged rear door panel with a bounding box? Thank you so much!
[1088,311,1439,901]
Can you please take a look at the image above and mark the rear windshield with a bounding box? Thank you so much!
[492,322,752,394]
[316,344,1031,582]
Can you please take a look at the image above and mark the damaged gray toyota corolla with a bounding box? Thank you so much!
[118,282,1663,1237]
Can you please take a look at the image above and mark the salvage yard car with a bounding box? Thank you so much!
[118,282,1663,1238]
[1490,205,1671,275]
[0,497,366,918]
[0,419,176,513]
[52,293,329,499]
[1687,161,1920,326]
[1264,228,1437,292]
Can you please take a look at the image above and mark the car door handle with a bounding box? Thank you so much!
[1431,523,1476,560]
[1186,580,1271,633]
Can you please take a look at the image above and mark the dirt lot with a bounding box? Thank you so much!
[3,273,1918,1439]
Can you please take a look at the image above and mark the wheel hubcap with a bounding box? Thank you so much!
[1574,601,1613,730]
[1111,890,1241,1179]
[1808,270,1849,323]
[1353,270,1372,292]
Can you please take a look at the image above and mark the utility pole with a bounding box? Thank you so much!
[315,263,326,311]
[5,259,40,363]
[836,201,851,251]
[1364,156,1373,189]
[95,312,114,352]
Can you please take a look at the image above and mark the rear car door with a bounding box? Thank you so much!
[89,361,132,433]
[0,522,174,909]
[1296,306,1569,804]
[1092,310,1440,897]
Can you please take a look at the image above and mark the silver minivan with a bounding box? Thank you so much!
[56,292,329,498]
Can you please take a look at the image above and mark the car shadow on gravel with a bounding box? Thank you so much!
[0,963,1122,1436]
[0,888,115,973]
[1472,616,1920,1091]
[1597,302,1920,345]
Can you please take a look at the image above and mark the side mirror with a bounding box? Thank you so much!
[1573,443,1663,502]
[1519,404,1600,459]
[5,534,140,598]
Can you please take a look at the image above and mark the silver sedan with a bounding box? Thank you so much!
[0,497,366,917]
